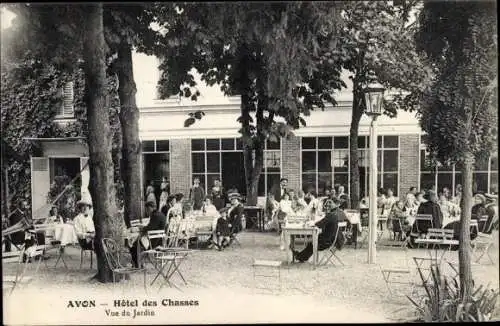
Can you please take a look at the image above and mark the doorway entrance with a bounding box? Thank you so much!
[222,152,246,196]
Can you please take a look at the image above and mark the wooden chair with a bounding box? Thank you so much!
[319,221,347,266]
[101,238,147,292]
[478,215,489,233]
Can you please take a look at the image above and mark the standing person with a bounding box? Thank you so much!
[129,201,166,268]
[189,177,205,211]
[210,178,226,211]
[415,191,427,206]
[160,177,169,193]
[270,177,288,202]
[145,182,157,209]
[158,188,169,213]
[292,199,346,263]
[73,198,95,252]
[408,186,418,197]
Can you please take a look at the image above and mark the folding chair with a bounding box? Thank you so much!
[478,215,489,233]
[101,238,147,292]
[319,221,347,266]
[378,242,417,298]
[471,232,495,265]
[412,214,433,247]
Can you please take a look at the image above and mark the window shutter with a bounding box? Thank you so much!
[61,81,74,117]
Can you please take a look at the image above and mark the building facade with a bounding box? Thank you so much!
[29,53,498,213]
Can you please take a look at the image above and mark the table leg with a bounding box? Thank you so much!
[284,230,292,264]
[313,230,318,268]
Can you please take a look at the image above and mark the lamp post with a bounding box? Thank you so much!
[363,82,385,264]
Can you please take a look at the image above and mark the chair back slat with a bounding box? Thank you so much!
[415,214,433,221]
[479,215,489,222]
[130,219,142,227]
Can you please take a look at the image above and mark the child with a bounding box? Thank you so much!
[213,207,231,251]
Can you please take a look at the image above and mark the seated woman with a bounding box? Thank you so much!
[390,200,410,240]
[163,195,179,224]
[47,206,64,224]
[294,190,308,216]
[279,192,294,216]
[265,192,279,230]
[227,192,244,237]
[202,196,219,216]
[472,194,487,230]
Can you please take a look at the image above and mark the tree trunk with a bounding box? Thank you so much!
[349,79,364,209]
[82,3,119,283]
[458,151,474,300]
[116,42,142,229]
[246,145,264,206]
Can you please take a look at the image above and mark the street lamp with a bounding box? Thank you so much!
[363,82,385,264]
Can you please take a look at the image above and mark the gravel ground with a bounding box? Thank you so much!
[3,230,499,324]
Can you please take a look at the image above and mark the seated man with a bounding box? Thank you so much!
[293,199,345,263]
[73,198,95,251]
[130,201,166,268]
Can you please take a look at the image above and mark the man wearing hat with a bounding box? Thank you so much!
[73,197,95,251]
[293,198,346,263]
[271,177,288,202]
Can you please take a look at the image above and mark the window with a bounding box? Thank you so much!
[142,140,170,194]
[378,136,399,195]
[301,135,399,197]
[419,146,498,195]
[56,81,75,118]
[258,140,281,197]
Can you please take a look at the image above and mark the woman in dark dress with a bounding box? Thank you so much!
[210,178,226,211]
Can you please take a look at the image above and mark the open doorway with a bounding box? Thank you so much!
[49,158,81,184]
[222,152,246,196]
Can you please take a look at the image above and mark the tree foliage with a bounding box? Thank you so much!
[317,0,432,206]
[153,2,345,202]
[416,1,497,166]
[415,0,497,301]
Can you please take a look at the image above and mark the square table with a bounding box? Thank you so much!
[282,226,322,267]
[244,206,265,231]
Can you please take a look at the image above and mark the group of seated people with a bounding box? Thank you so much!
[129,189,245,267]
[265,178,351,231]
[365,184,498,246]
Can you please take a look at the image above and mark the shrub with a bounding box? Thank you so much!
[408,262,499,322]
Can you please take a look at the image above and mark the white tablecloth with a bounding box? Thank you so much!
[53,223,78,246]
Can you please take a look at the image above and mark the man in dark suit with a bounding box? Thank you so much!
[130,201,166,268]
[293,199,346,262]
[414,190,443,234]
[270,177,288,202]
